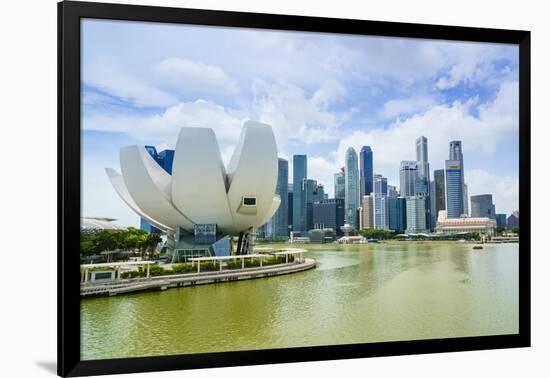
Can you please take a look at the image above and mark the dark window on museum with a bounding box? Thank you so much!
[243,197,256,206]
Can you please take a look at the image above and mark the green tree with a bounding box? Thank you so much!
[511,227,519,235]
[359,228,396,240]
[80,240,97,257]
[94,231,120,252]
[144,233,162,259]
[464,232,481,241]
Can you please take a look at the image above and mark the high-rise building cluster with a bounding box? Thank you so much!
[255,135,517,239]
[140,135,518,240]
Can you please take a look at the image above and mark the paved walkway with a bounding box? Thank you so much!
[81,258,317,297]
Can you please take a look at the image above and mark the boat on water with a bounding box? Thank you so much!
[472,245,483,250]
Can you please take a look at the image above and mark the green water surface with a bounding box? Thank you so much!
[80,242,519,360]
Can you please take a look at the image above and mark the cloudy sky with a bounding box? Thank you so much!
[81,18,519,227]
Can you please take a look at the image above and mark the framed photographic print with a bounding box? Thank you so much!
[58,0,530,376]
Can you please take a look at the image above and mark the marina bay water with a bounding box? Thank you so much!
[80,242,518,360]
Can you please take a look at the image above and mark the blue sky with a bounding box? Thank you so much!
[81,18,519,227]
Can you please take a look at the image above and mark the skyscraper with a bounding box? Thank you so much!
[433,169,446,216]
[304,179,325,231]
[495,213,507,228]
[406,197,427,233]
[334,168,346,200]
[388,185,398,199]
[445,159,464,218]
[388,197,407,233]
[287,183,293,231]
[399,161,417,197]
[345,148,360,228]
[449,140,463,162]
[267,158,289,238]
[463,183,469,216]
[157,149,175,174]
[360,194,375,229]
[507,211,519,228]
[471,194,495,219]
[359,146,374,198]
[313,198,345,235]
[449,140,468,216]
[374,174,388,229]
[144,145,158,160]
[416,136,431,230]
[292,155,307,233]
[416,136,429,180]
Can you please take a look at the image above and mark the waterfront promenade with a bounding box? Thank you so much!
[81,255,316,297]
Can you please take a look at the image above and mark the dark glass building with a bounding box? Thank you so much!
[433,169,446,217]
[293,155,307,233]
[304,179,325,231]
[144,145,158,161]
[194,224,217,244]
[287,184,293,231]
[495,213,507,228]
[140,217,161,234]
[157,149,175,174]
[312,198,345,235]
[267,158,289,238]
[388,197,407,233]
[359,146,373,198]
[470,194,495,219]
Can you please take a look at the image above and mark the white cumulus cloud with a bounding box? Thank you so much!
[153,57,240,96]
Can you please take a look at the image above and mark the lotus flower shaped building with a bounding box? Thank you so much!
[106,121,281,255]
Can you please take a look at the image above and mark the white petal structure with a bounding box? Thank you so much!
[171,128,234,231]
[226,121,279,233]
[106,121,280,236]
[105,168,171,232]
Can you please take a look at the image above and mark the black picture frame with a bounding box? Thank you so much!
[58,1,531,376]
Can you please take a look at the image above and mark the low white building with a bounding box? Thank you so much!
[337,235,367,244]
[436,210,496,236]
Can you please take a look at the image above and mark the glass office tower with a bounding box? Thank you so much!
[345,147,359,228]
[292,155,307,233]
[359,146,373,198]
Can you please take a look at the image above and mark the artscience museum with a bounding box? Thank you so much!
[106,121,281,262]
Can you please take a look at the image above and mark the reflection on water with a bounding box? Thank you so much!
[81,242,519,360]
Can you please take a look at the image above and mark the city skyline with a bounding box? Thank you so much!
[81,19,519,226]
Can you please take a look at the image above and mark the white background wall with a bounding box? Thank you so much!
[0,0,547,377]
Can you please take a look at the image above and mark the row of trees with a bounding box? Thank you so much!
[80,227,162,260]
[359,228,397,240]
[358,228,502,241]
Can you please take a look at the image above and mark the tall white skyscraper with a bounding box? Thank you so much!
[345,147,360,228]
[416,136,430,180]
[416,136,431,230]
